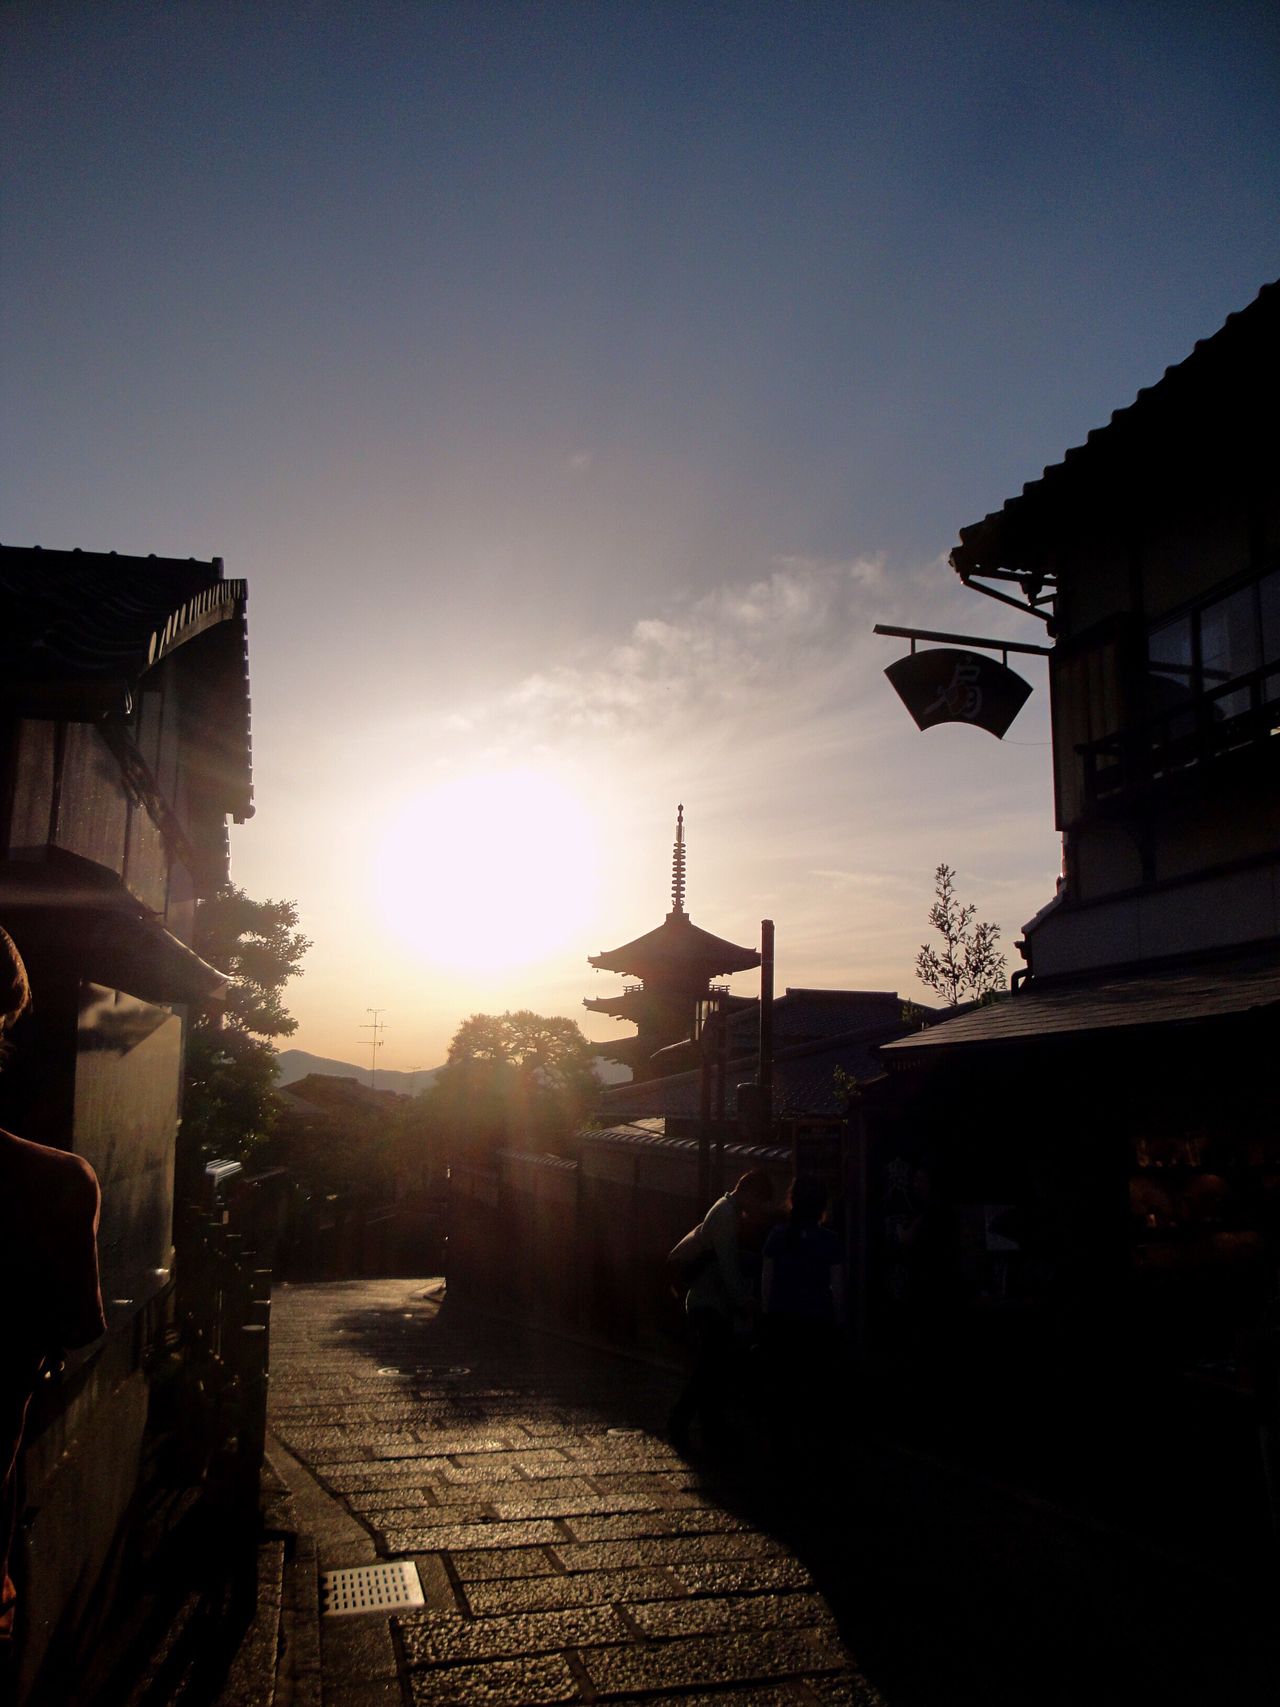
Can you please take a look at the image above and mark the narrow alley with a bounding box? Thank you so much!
[257,1282,1277,1707]
[264,1280,870,1706]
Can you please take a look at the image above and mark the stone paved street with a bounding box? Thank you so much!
[265,1280,1279,1707]
[266,1280,879,1707]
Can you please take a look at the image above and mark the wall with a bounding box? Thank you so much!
[448,1135,791,1353]
[1031,518,1279,977]
[4,976,184,1701]
[74,985,182,1304]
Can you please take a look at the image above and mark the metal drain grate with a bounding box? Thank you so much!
[320,1561,425,1617]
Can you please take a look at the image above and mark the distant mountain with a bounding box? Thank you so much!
[274,1050,437,1096]
[275,1048,632,1094]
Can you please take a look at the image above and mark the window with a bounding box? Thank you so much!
[1147,567,1279,732]
[1080,567,1279,809]
[1262,571,1280,699]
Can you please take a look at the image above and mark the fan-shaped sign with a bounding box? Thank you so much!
[885,647,1031,739]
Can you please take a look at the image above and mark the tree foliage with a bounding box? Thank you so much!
[193,888,311,1038]
[430,1010,597,1162]
[263,1073,406,1200]
[915,863,1007,1007]
[446,1010,596,1090]
[182,887,311,1168]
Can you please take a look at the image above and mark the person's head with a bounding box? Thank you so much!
[731,1169,774,1211]
[787,1174,828,1227]
[0,927,31,1037]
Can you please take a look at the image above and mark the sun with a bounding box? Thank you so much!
[374,768,600,974]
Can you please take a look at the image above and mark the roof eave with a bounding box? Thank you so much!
[950,279,1279,588]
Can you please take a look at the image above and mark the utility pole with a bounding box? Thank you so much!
[360,1008,386,1090]
[758,919,774,1132]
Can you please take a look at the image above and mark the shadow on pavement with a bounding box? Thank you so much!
[317,1283,1279,1707]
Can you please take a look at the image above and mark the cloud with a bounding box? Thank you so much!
[809,869,911,892]
[495,552,895,745]
[391,543,1059,1004]
[567,451,593,472]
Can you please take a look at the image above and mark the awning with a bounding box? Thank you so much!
[1,857,227,1006]
[881,952,1280,1063]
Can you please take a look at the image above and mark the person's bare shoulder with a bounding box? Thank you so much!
[0,1128,100,1203]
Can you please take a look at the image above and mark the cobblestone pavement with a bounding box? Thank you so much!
[268,1281,1279,1707]
[267,1280,881,1707]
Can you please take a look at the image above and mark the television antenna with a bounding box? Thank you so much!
[360,1008,387,1090]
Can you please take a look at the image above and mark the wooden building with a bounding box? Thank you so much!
[0,544,253,1699]
[598,986,914,1127]
[867,285,1280,1551]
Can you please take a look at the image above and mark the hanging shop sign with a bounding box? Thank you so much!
[884,647,1032,738]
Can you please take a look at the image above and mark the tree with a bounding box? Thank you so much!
[181,887,311,1169]
[446,1010,596,1093]
[193,889,310,1038]
[915,863,1007,1007]
[429,1010,597,1162]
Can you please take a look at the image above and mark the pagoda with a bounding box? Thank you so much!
[585,806,760,1080]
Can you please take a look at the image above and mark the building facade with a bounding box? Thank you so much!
[872,286,1280,1550]
[951,282,1278,982]
[0,545,254,1699]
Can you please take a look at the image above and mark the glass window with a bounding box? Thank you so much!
[1147,614,1195,734]
[1260,570,1280,708]
[1200,585,1261,719]
[1148,571,1279,733]
[1148,615,1193,680]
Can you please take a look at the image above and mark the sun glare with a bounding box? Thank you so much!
[375,769,601,974]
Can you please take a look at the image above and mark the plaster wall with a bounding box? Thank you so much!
[1027,861,1280,978]
[1069,792,1279,904]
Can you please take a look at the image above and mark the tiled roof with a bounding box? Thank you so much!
[589,910,760,977]
[727,988,909,1047]
[0,544,253,821]
[596,1020,910,1123]
[496,1148,578,1173]
[1,545,241,679]
[584,1122,789,1164]
[881,952,1280,1059]
[0,862,227,1005]
[273,1072,408,1113]
[951,280,1279,580]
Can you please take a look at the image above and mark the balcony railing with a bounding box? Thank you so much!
[1079,662,1280,806]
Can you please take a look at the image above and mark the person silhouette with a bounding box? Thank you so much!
[0,927,105,1646]
[760,1175,843,1457]
[668,1169,775,1455]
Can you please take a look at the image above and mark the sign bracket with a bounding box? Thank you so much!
[873,624,1052,669]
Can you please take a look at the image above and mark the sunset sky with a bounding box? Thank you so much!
[3,3,1277,1071]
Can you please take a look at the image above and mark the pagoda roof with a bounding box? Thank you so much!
[589,909,760,978]
[583,991,646,1017]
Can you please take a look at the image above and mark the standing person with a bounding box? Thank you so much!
[761,1175,844,1456]
[0,928,105,1653]
[668,1169,774,1455]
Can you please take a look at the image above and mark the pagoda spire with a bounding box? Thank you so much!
[670,803,687,916]
[586,799,760,1079]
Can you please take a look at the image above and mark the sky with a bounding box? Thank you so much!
[3,2,1278,1072]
